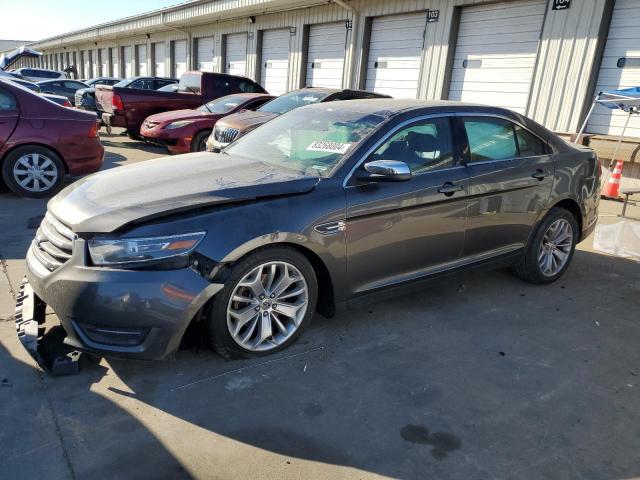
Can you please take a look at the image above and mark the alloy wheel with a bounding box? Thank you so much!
[227,261,309,352]
[12,153,58,193]
[538,218,573,277]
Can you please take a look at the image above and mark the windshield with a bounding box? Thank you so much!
[197,95,247,114]
[257,90,329,115]
[225,106,385,177]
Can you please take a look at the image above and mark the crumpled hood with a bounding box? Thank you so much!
[48,152,319,233]
[146,109,213,124]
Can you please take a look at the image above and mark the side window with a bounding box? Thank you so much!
[0,89,17,110]
[238,80,261,93]
[514,124,547,157]
[372,117,454,175]
[462,117,517,162]
[131,79,154,90]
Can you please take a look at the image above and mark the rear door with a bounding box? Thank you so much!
[260,29,290,96]
[345,115,468,295]
[0,88,19,149]
[458,115,554,258]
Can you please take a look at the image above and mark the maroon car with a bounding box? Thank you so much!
[140,93,274,154]
[96,71,267,140]
[0,79,103,198]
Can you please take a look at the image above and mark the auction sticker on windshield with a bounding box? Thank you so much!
[306,141,352,155]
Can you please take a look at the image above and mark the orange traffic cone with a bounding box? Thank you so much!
[602,160,623,198]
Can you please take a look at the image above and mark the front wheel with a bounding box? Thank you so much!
[191,130,212,152]
[513,207,579,284]
[207,247,318,359]
[1,146,65,198]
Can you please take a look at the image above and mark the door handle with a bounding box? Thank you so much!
[438,182,463,196]
[531,169,548,181]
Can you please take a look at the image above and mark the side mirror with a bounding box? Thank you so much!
[357,160,412,182]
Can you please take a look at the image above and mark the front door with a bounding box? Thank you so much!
[0,88,19,149]
[345,115,468,295]
[458,115,554,258]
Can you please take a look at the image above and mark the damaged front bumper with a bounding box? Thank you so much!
[15,278,82,375]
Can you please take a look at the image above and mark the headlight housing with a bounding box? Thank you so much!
[165,120,194,130]
[88,232,206,266]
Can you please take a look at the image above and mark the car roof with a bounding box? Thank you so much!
[300,98,518,118]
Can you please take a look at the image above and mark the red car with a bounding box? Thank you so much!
[140,93,274,154]
[0,79,103,198]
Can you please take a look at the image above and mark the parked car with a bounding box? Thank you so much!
[74,77,122,114]
[206,88,391,152]
[0,70,26,80]
[16,99,600,364]
[6,78,40,92]
[42,93,73,107]
[140,93,274,153]
[0,79,103,197]
[95,72,265,139]
[13,68,66,82]
[37,79,89,103]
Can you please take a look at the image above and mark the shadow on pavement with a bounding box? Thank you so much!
[2,248,637,478]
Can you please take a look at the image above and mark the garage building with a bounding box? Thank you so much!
[10,0,640,187]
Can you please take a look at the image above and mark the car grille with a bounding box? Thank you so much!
[213,126,239,144]
[144,120,160,130]
[74,92,83,107]
[30,213,75,273]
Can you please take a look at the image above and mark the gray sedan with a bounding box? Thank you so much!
[18,99,601,366]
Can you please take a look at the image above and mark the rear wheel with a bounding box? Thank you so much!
[513,207,578,284]
[191,130,212,152]
[207,247,318,359]
[1,146,65,198]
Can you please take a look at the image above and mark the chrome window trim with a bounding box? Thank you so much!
[343,113,458,188]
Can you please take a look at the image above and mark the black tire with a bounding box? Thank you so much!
[126,130,143,141]
[207,246,318,359]
[1,145,65,198]
[513,207,579,284]
[191,130,212,152]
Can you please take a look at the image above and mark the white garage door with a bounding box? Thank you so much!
[173,40,188,78]
[449,0,546,114]
[260,29,290,96]
[305,22,346,88]
[100,49,108,76]
[366,12,427,99]
[91,50,100,78]
[123,46,133,78]
[137,44,148,76]
[83,51,91,78]
[225,33,247,76]
[197,37,214,71]
[111,47,119,78]
[587,0,640,138]
[154,42,166,77]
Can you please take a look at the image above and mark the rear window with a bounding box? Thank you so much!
[178,73,201,94]
[258,90,328,115]
[197,94,249,114]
